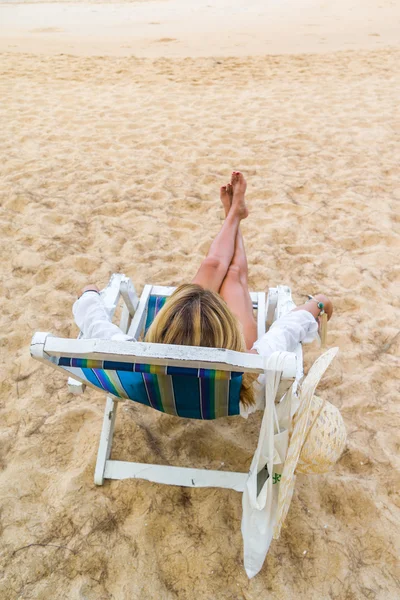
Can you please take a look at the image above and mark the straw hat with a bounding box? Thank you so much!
[296,394,346,474]
[274,347,347,538]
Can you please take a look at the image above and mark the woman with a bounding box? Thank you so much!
[74,172,332,412]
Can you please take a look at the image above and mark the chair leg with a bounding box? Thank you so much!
[94,395,119,485]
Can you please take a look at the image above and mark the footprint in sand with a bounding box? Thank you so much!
[154,38,178,44]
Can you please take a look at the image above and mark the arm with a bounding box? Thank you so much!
[252,310,319,358]
[252,294,333,358]
[73,286,135,341]
[242,295,332,417]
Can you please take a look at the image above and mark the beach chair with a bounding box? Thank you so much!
[30,274,303,575]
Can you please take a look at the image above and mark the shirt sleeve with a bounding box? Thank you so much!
[252,309,318,358]
[72,292,135,342]
[240,310,319,418]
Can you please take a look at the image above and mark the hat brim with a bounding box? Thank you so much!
[273,347,339,538]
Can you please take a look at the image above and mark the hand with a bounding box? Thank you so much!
[80,284,100,297]
[313,294,333,321]
[292,293,333,321]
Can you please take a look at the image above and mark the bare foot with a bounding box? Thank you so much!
[226,182,233,200]
[231,171,248,219]
[220,185,231,218]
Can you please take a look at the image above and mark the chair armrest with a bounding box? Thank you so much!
[100,273,138,318]
[68,273,139,393]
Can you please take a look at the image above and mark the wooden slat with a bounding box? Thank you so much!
[257,292,266,339]
[119,304,131,335]
[103,460,247,492]
[266,287,278,328]
[42,336,297,377]
[293,343,304,392]
[67,378,86,394]
[127,284,152,339]
[148,285,176,297]
[120,277,139,316]
[94,396,118,485]
[249,291,258,303]
[100,273,123,317]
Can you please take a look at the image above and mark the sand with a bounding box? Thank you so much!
[1,0,400,57]
[0,1,400,599]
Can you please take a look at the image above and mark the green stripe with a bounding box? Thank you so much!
[214,379,229,418]
[93,369,120,397]
[157,375,177,416]
[106,371,129,399]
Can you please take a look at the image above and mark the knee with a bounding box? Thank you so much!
[222,265,242,289]
[202,256,223,273]
[224,264,241,283]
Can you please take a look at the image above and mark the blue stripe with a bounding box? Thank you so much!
[118,371,151,407]
[166,366,198,377]
[172,375,202,419]
[230,372,242,379]
[59,357,71,367]
[144,295,168,334]
[81,367,104,390]
[115,371,131,398]
[228,374,242,416]
[103,361,134,371]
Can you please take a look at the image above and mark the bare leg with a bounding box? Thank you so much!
[221,181,250,287]
[192,172,248,293]
[219,175,257,350]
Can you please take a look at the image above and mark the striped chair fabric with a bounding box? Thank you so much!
[144,295,167,336]
[58,358,242,419]
[58,295,242,419]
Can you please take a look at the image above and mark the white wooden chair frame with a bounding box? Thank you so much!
[30,275,303,491]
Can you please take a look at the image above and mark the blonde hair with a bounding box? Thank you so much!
[145,284,256,407]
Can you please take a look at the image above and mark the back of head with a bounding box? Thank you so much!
[145,284,255,406]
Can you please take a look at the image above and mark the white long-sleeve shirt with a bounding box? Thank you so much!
[73,291,318,415]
